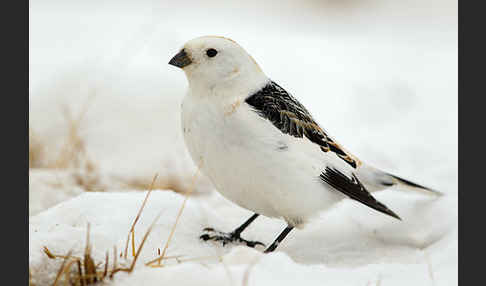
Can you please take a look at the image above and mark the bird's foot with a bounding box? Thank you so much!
[199,227,265,248]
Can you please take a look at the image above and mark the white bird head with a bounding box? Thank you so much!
[169,36,268,93]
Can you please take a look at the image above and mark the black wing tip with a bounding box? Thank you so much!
[356,191,402,220]
[321,167,401,220]
[391,213,402,220]
[378,204,402,220]
[387,173,444,196]
[389,173,428,189]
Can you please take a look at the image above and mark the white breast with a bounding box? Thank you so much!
[181,91,346,227]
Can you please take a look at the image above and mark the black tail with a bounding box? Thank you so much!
[387,173,443,197]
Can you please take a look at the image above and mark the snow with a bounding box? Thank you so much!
[30,191,457,286]
[29,0,457,285]
[29,170,85,216]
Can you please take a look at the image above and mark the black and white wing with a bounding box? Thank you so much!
[245,80,360,168]
[245,80,400,220]
[320,167,400,219]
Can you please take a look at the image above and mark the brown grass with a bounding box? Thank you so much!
[43,225,108,286]
[145,168,200,267]
[121,175,192,194]
[43,214,162,285]
[29,101,192,194]
[123,174,158,259]
[50,103,101,191]
[30,96,96,171]
[35,167,243,285]
[50,102,94,170]
[29,268,35,286]
[29,99,102,192]
[30,92,200,196]
[40,173,164,285]
[29,128,45,168]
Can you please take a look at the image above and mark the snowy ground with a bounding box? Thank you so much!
[30,190,456,285]
[29,0,457,285]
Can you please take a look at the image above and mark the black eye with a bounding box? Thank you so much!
[206,48,218,58]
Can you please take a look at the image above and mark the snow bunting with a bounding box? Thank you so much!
[169,36,442,253]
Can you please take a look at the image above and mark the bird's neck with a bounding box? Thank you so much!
[187,71,269,98]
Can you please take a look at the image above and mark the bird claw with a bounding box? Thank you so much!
[199,228,265,248]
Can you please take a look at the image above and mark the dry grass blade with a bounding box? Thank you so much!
[40,174,167,284]
[146,169,200,266]
[43,246,58,259]
[174,255,220,264]
[62,259,82,286]
[29,128,44,168]
[155,195,189,265]
[124,174,158,259]
[131,231,136,258]
[44,216,164,285]
[121,175,190,194]
[110,246,117,279]
[44,246,80,260]
[82,223,97,284]
[53,102,93,169]
[52,250,73,286]
[102,251,109,281]
[114,211,163,274]
[46,224,119,285]
[146,255,185,267]
[73,273,103,284]
[83,254,97,284]
[38,99,101,192]
[76,260,84,286]
[29,268,35,286]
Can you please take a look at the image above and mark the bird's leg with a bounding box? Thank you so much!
[264,225,294,253]
[200,213,265,248]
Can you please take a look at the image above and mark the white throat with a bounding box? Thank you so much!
[184,64,269,98]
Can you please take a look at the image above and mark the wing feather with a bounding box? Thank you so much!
[245,80,360,168]
[320,167,400,219]
[245,81,399,219]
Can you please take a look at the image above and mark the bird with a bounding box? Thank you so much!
[169,36,442,253]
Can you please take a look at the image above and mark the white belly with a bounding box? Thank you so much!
[181,93,345,227]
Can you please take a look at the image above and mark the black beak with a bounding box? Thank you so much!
[169,49,192,68]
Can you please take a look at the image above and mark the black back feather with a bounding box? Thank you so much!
[245,81,358,169]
